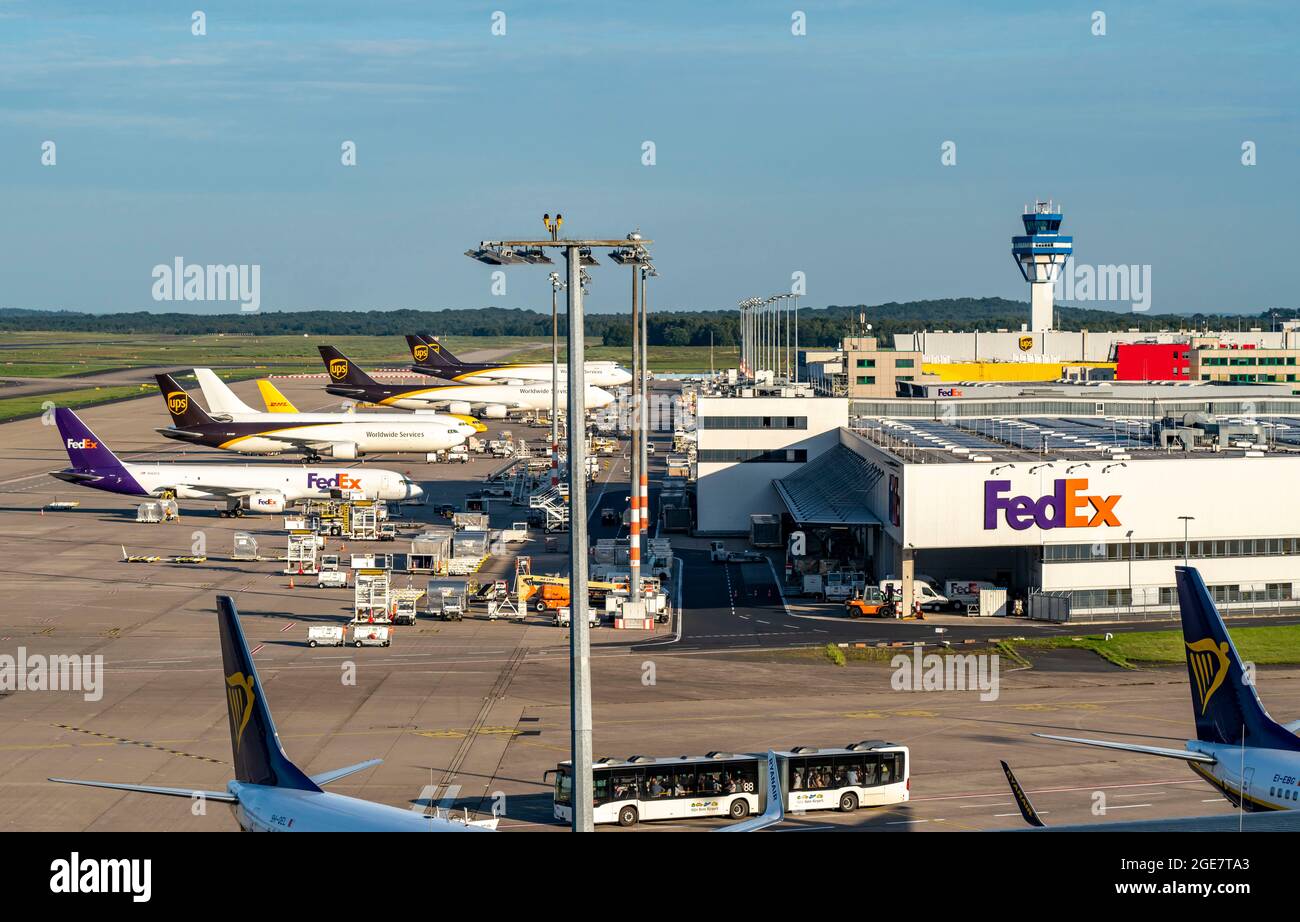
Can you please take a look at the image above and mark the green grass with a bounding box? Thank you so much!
[0,362,119,378]
[823,643,847,666]
[0,385,154,422]
[1010,624,1300,669]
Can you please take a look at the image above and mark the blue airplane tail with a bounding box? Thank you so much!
[1176,566,1300,750]
[216,596,321,791]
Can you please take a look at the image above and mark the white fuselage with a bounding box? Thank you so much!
[199,419,469,455]
[382,381,615,412]
[1190,741,1300,811]
[229,782,488,832]
[124,462,421,503]
[451,364,632,388]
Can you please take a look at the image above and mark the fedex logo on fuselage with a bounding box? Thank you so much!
[306,472,362,491]
[984,478,1120,531]
[66,438,99,449]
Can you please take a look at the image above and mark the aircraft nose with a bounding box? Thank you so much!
[407,481,424,499]
[587,386,614,407]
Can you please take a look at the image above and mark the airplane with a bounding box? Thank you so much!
[49,407,422,517]
[1010,564,1300,824]
[156,372,471,462]
[251,376,487,432]
[319,345,616,417]
[51,595,492,831]
[407,334,632,388]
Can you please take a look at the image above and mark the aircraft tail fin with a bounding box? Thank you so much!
[1176,566,1300,750]
[216,595,321,791]
[424,335,463,365]
[53,408,127,472]
[317,345,377,387]
[193,368,257,416]
[256,379,299,413]
[1000,761,1046,827]
[717,750,784,832]
[406,334,451,370]
[155,374,216,427]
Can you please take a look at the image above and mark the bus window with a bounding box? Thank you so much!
[610,770,641,801]
[593,773,611,805]
[666,767,696,798]
[731,761,758,794]
[697,769,727,795]
[555,768,573,806]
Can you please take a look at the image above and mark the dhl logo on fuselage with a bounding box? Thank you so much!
[1186,637,1231,715]
[984,478,1121,530]
[167,391,189,415]
[328,358,348,380]
[225,671,255,752]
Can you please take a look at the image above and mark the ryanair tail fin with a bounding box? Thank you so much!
[155,373,216,427]
[317,345,377,387]
[216,596,320,791]
[1176,566,1300,750]
[256,379,299,413]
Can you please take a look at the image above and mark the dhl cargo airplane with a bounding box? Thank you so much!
[246,374,487,433]
[407,334,632,388]
[49,408,421,516]
[319,345,615,417]
[52,596,494,831]
[155,373,471,461]
[1001,565,1300,829]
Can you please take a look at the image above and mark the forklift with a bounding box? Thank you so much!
[844,586,925,620]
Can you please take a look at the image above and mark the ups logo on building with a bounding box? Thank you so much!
[1018,335,1034,352]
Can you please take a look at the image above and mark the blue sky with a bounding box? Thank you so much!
[0,0,1295,315]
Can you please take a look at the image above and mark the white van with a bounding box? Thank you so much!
[879,578,950,612]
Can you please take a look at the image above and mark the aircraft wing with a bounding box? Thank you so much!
[1034,733,1217,763]
[310,759,382,787]
[716,751,784,832]
[234,432,341,452]
[49,777,237,802]
[1282,719,1300,734]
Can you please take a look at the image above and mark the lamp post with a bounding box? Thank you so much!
[548,271,565,488]
[1126,529,1134,613]
[1178,515,1195,568]
[467,221,653,833]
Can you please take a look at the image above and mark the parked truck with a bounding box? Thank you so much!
[879,578,950,612]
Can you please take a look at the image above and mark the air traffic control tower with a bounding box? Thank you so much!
[1012,200,1072,331]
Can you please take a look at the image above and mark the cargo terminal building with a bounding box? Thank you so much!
[695,389,1300,622]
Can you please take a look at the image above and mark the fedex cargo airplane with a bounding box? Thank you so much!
[407,334,632,388]
[52,595,493,832]
[1003,565,1300,828]
[319,345,614,417]
[156,372,471,461]
[49,407,421,516]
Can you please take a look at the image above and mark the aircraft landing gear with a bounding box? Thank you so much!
[222,501,245,518]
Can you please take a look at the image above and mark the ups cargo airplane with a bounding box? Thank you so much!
[1001,565,1300,830]
[319,345,615,417]
[52,596,493,831]
[156,372,471,461]
[407,334,633,388]
[246,374,488,432]
[49,408,421,516]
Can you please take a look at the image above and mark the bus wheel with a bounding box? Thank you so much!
[729,798,750,820]
[617,805,639,827]
[838,792,858,813]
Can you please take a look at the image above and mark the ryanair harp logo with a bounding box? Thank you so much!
[1186,638,1231,715]
[328,358,349,380]
[1018,335,1034,352]
[225,671,256,751]
[412,344,430,362]
[166,390,189,415]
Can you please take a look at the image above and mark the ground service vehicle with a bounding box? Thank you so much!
[845,587,893,618]
[551,742,909,826]
[307,625,345,647]
[348,625,391,647]
[942,580,998,612]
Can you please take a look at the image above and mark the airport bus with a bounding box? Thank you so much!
[549,741,909,827]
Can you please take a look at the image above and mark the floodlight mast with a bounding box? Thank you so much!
[468,223,653,834]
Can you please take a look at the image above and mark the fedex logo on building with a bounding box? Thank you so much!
[306,472,362,491]
[984,479,1120,531]
[66,438,99,449]
[937,388,963,397]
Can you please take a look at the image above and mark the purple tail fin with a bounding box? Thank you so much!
[55,408,126,471]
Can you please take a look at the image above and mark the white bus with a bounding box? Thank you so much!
[550,741,909,827]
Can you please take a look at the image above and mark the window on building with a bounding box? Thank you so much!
[856,358,876,368]
[856,376,876,385]
[895,359,915,369]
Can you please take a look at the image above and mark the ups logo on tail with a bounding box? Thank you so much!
[1186,638,1231,715]
[412,344,429,362]
[328,358,348,380]
[166,391,189,415]
[225,672,255,751]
